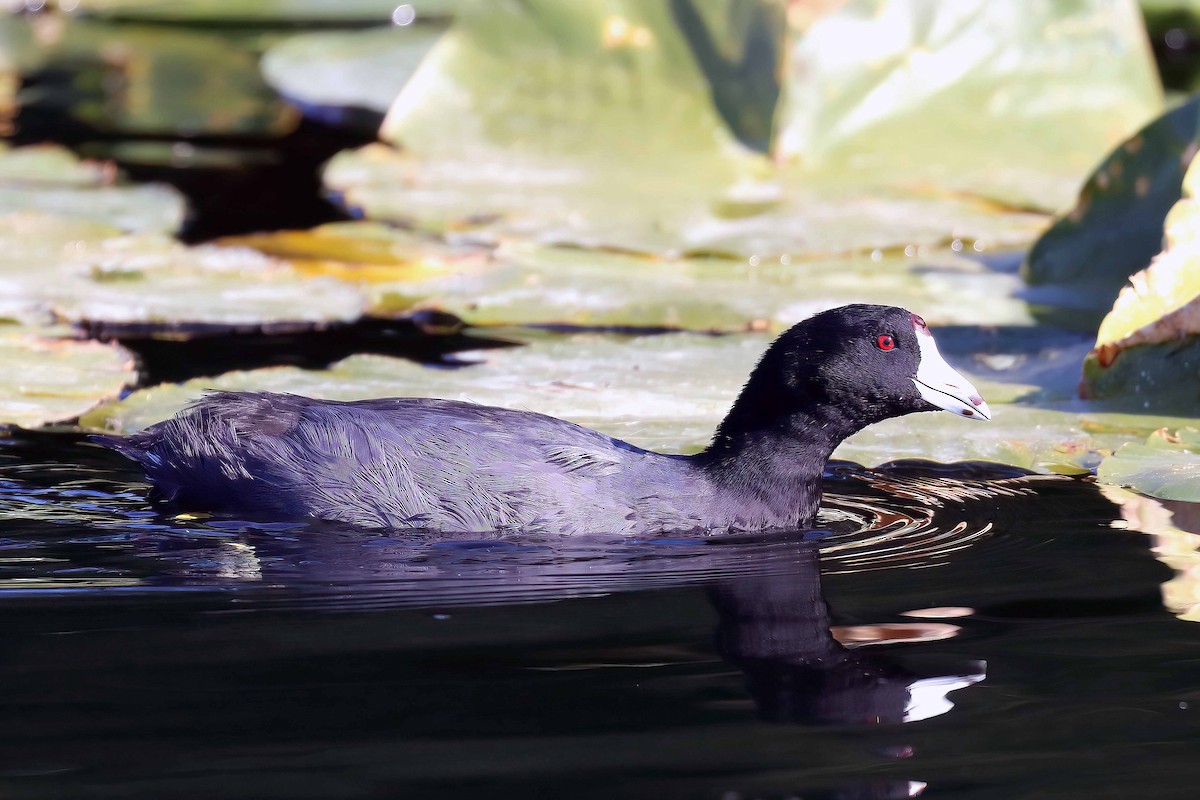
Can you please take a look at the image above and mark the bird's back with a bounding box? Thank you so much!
[96,392,713,534]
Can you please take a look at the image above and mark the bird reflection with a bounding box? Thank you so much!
[154,514,985,733]
[710,542,983,727]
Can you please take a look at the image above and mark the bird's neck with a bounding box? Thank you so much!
[694,397,866,529]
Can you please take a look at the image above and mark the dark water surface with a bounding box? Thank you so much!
[1,431,1197,799]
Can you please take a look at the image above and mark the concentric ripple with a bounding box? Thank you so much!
[0,433,1083,609]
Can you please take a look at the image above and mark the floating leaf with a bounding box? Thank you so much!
[0,144,185,233]
[778,0,1162,212]
[1097,428,1200,501]
[81,331,772,452]
[0,327,136,428]
[0,220,366,329]
[0,143,111,185]
[325,0,769,256]
[440,243,1035,330]
[26,17,295,138]
[835,405,1195,475]
[0,183,185,235]
[262,25,445,119]
[216,222,485,282]
[0,16,38,133]
[1023,94,1200,327]
[68,0,457,23]
[1080,150,1200,412]
[224,225,1035,330]
[325,1,1155,256]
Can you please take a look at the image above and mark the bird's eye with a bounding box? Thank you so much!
[877,334,895,351]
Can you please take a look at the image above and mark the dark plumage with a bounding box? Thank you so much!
[94,304,988,535]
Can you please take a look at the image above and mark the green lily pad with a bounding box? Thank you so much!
[325,143,1047,257]
[0,183,185,235]
[1080,150,1200,411]
[1097,428,1200,501]
[218,224,1036,330]
[0,327,136,428]
[1023,94,1200,328]
[262,25,445,117]
[778,0,1162,213]
[838,404,1198,475]
[326,0,769,256]
[81,331,772,452]
[69,0,457,23]
[0,144,185,234]
[0,143,111,185]
[326,1,1157,256]
[0,220,366,329]
[27,18,295,139]
[440,243,1035,330]
[0,16,38,129]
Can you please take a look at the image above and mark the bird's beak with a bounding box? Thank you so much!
[912,326,990,421]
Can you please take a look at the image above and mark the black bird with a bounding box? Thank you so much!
[95,304,989,534]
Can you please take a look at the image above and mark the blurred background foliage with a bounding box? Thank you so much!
[0,0,1197,504]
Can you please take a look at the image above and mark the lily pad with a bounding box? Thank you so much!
[777,0,1162,212]
[1023,94,1200,328]
[450,243,1035,330]
[0,143,112,185]
[27,17,296,138]
[325,1,1155,256]
[0,144,185,234]
[325,0,769,256]
[1097,428,1200,501]
[0,219,366,329]
[68,0,457,23]
[0,16,38,131]
[220,224,1035,330]
[216,222,485,276]
[838,404,1198,475]
[81,331,772,452]
[261,25,445,119]
[1080,150,1200,411]
[0,327,136,428]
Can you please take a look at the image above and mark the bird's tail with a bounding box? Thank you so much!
[90,433,157,469]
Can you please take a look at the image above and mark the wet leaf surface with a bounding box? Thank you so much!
[0,326,136,428]
[1023,94,1200,327]
[262,25,446,118]
[81,331,768,451]
[1080,146,1200,411]
[1098,428,1200,501]
[0,144,185,233]
[778,0,1162,212]
[0,219,366,328]
[221,225,1036,330]
[15,14,295,139]
[69,0,457,22]
[324,1,1156,256]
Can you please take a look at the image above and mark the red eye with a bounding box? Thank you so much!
[877,335,895,351]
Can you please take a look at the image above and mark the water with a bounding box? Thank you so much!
[0,430,1196,799]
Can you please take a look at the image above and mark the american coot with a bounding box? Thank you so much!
[95,304,988,534]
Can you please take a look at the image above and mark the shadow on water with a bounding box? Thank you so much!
[1,430,1196,798]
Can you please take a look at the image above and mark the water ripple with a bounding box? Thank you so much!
[0,436,1079,609]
